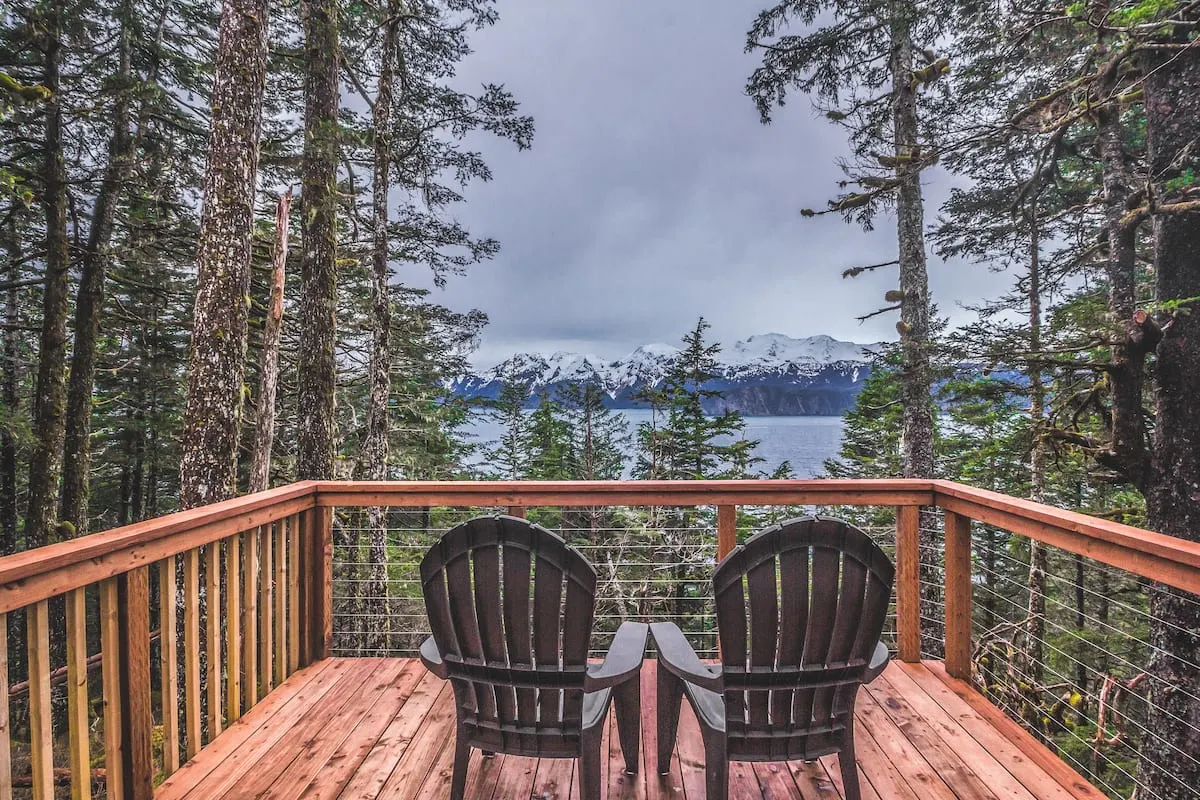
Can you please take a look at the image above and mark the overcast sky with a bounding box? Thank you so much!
[415,0,1011,368]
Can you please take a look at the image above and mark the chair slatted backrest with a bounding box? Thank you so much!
[714,517,894,740]
[421,515,598,742]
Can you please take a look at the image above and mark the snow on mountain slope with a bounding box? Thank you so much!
[723,333,879,379]
[449,334,881,415]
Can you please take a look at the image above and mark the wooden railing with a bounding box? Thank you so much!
[0,479,1197,799]
[0,482,328,800]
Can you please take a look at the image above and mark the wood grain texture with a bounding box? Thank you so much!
[100,580,125,800]
[273,519,287,686]
[313,480,936,510]
[1,477,1194,622]
[26,600,52,800]
[161,557,181,777]
[65,588,91,800]
[119,568,154,800]
[287,515,300,674]
[183,548,202,759]
[0,482,316,587]
[150,658,1101,800]
[205,541,223,739]
[943,511,973,681]
[896,504,921,663]
[716,504,736,563]
[226,533,241,721]
[0,487,316,615]
[259,525,272,696]
[244,528,259,708]
[154,661,336,800]
[934,488,1200,594]
[922,662,1107,800]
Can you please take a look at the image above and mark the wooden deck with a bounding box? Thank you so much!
[155,657,1105,800]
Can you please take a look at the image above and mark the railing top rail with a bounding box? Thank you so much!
[311,478,936,508]
[0,481,318,594]
[933,480,1200,594]
[1,478,1198,608]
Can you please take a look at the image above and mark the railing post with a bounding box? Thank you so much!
[895,505,921,663]
[717,505,737,562]
[506,506,526,519]
[102,569,154,800]
[300,506,333,665]
[944,510,973,680]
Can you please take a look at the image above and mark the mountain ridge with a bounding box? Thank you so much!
[451,333,882,416]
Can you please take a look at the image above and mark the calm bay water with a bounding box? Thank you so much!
[465,409,845,479]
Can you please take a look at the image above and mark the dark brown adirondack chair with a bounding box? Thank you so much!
[652,516,893,800]
[419,515,649,800]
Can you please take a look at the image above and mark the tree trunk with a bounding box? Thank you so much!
[890,8,939,655]
[296,0,340,481]
[60,2,135,536]
[363,7,400,654]
[248,190,291,494]
[1026,208,1047,683]
[25,9,71,550]
[1,229,20,556]
[178,0,269,509]
[1138,39,1200,800]
[1095,93,1150,487]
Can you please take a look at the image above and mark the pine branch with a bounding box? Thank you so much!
[856,304,901,322]
[842,259,899,279]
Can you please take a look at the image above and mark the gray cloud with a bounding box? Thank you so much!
[419,0,1010,367]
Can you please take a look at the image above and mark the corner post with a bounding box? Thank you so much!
[895,505,921,662]
[300,506,333,665]
[943,510,973,680]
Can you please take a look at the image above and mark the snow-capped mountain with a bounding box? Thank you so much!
[450,334,882,416]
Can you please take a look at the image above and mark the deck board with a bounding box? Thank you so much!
[155,658,1105,800]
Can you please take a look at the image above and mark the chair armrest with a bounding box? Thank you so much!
[864,641,889,683]
[650,622,723,692]
[420,636,448,679]
[586,622,649,690]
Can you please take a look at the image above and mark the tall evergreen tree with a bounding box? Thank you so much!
[747,0,949,649]
[483,376,530,480]
[634,318,757,481]
[58,0,136,536]
[23,1,72,548]
[1137,27,1200,797]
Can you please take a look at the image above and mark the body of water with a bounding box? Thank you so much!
[464,409,845,478]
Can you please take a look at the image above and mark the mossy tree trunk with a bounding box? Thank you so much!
[25,6,70,550]
[60,0,135,536]
[1139,36,1200,800]
[248,190,290,495]
[178,0,269,509]
[890,3,939,656]
[362,3,400,654]
[296,0,340,482]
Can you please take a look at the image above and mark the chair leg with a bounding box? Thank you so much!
[614,678,641,775]
[702,728,728,800]
[840,718,862,800]
[579,725,604,800]
[450,732,471,800]
[656,665,684,774]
